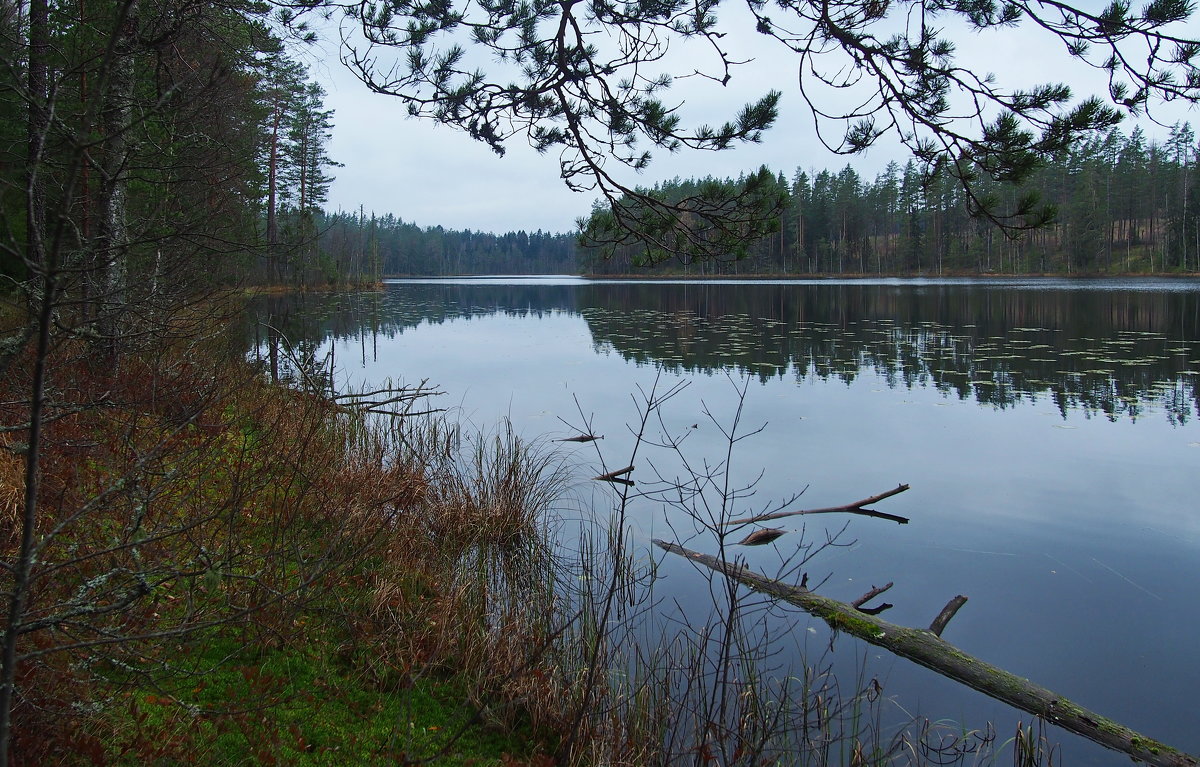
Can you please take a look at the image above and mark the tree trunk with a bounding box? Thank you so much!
[654,539,1199,767]
[0,2,52,761]
[266,95,282,282]
[24,0,47,275]
[96,0,139,358]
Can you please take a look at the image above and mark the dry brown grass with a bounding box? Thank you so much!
[420,423,569,550]
[0,437,20,543]
[0,307,661,765]
[345,413,579,751]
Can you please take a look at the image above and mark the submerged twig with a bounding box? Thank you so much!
[858,603,892,615]
[593,465,634,483]
[556,433,602,443]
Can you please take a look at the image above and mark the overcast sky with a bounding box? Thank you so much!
[311,7,1198,235]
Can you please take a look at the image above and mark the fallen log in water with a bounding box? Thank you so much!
[653,539,1198,767]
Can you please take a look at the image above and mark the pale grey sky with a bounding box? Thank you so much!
[314,6,1198,234]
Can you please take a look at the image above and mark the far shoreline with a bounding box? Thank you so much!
[372,271,1200,281]
[575,270,1200,281]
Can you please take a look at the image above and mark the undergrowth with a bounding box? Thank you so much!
[0,312,564,766]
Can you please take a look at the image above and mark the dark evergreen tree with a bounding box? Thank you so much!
[1166,122,1198,270]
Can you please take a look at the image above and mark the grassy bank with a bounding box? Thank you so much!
[0,304,574,765]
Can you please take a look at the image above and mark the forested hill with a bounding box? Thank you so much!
[580,124,1200,277]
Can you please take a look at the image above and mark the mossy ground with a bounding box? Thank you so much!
[107,639,542,765]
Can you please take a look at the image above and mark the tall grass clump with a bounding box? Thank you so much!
[327,405,576,759]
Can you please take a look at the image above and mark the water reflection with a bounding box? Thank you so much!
[248,279,1200,424]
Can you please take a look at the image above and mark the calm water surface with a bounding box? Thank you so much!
[250,277,1200,763]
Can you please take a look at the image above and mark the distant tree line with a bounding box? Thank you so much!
[581,124,1200,276]
[315,212,578,277]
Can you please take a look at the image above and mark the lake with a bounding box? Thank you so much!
[248,277,1200,764]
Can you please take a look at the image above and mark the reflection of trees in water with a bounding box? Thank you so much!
[245,284,581,347]
[242,284,586,387]
[579,283,1200,423]
[244,281,1200,423]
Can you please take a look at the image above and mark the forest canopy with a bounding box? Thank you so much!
[578,123,1200,276]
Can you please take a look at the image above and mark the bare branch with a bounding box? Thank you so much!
[929,594,969,638]
[725,483,910,527]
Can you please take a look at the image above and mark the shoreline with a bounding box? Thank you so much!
[576,270,1200,280]
[374,271,1200,281]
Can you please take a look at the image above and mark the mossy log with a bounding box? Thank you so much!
[653,539,1198,767]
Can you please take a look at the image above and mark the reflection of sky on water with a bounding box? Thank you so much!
[249,279,1200,764]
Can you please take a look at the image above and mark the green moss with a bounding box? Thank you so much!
[824,610,886,640]
[105,639,544,766]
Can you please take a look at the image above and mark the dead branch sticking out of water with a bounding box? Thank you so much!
[555,433,602,443]
[929,595,969,637]
[593,465,634,485]
[724,484,911,527]
[852,582,894,615]
[653,539,1198,767]
[332,380,445,417]
[852,582,893,608]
